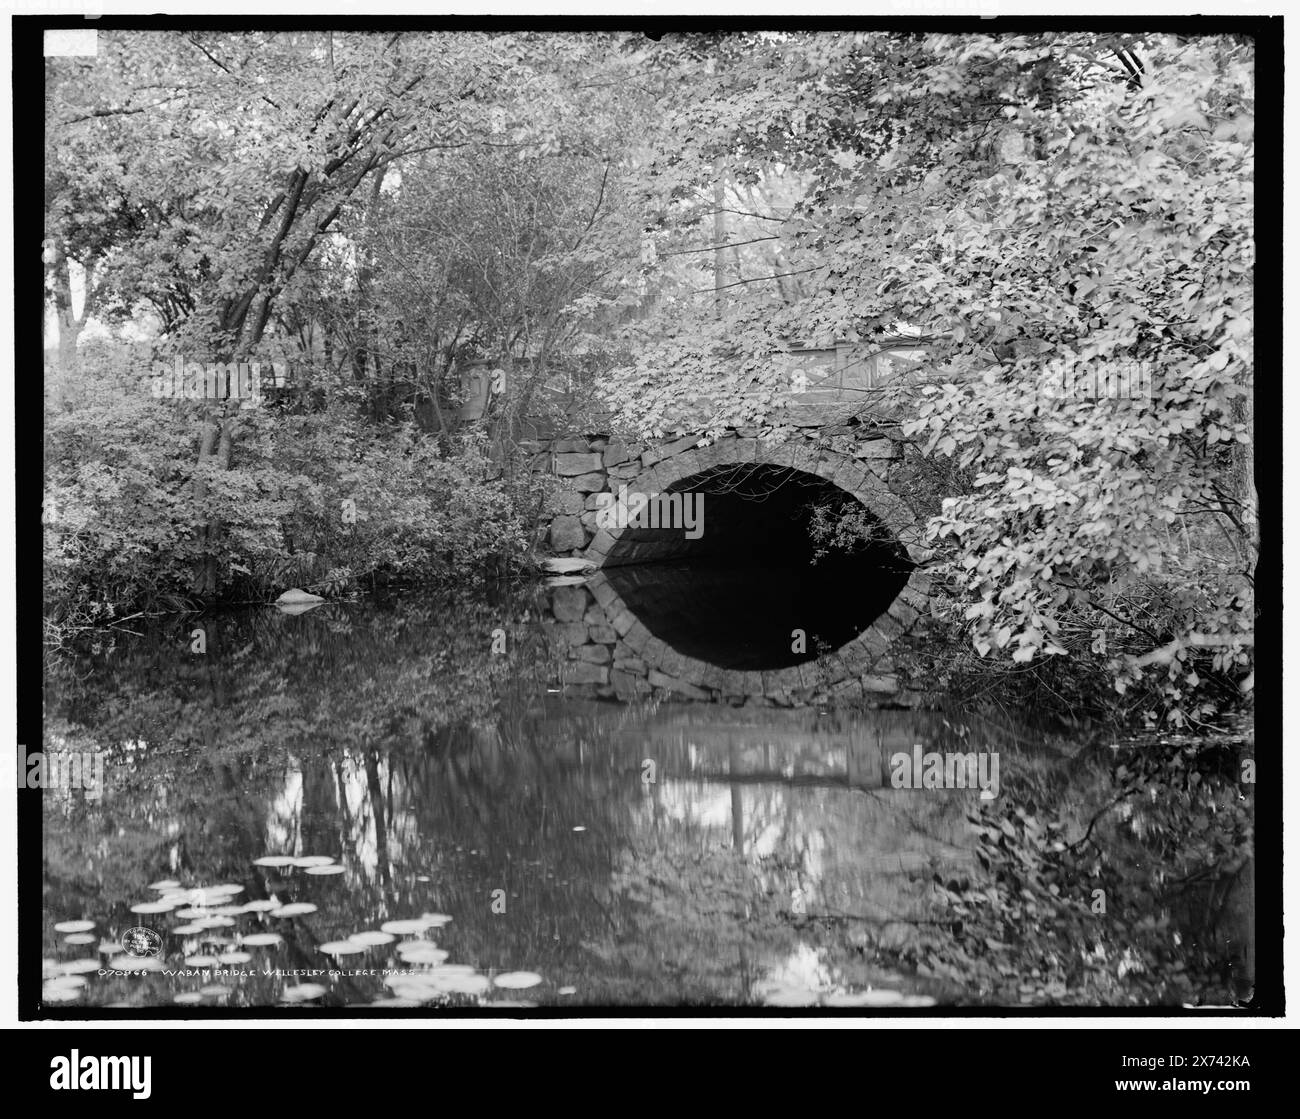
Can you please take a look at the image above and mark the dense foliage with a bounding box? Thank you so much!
[45,342,537,625]
[44,31,648,618]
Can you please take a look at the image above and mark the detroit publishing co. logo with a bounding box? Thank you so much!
[120,927,162,958]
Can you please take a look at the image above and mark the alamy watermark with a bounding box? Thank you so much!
[151,356,288,406]
[890,744,1000,800]
[18,745,105,800]
[593,484,705,538]
[1038,358,1155,402]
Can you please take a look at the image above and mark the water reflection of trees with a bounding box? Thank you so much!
[45,591,1223,1008]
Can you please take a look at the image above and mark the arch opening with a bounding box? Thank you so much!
[601,463,912,671]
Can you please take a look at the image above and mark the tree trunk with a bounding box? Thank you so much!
[713,157,727,316]
[49,251,94,398]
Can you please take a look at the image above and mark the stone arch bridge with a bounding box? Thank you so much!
[520,343,935,707]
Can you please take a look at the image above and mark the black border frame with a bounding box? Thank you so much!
[16,11,1283,1023]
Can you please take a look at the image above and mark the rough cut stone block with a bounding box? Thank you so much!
[889,600,920,628]
[571,472,607,493]
[860,675,899,693]
[589,576,617,608]
[562,662,609,685]
[555,453,604,476]
[647,669,709,699]
[555,621,589,647]
[695,663,726,690]
[603,441,634,467]
[545,489,585,515]
[587,623,617,644]
[641,434,699,468]
[765,666,804,691]
[550,585,588,622]
[853,439,898,460]
[610,669,651,700]
[610,606,636,635]
[872,612,906,641]
[642,636,669,663]
[577,643,611,664]
[554,438,591,454]
[898,584,929,612]
[717,669,748,695]
[548,515,586,552]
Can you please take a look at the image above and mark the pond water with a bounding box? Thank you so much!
[40,586,1253,1010]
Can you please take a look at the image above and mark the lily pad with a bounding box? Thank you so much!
[292,856,336,868]
[396,943,449,965]
[184,955,220,967]
[53,920,96,934]
[45,974,87,989]
[386,982,444,1003]
[270,903,318,918]
[493,971,543,990]
[130,901,177,914]
[173,992,205,1005]
[433,973,491,996]
[240,933,284,948]
[281,983,328,1002]
[148,879,181,891]
[319,940,366,956]
[349,931,395,946]
[252,856,298,868]
[823,990,904,1008]
[383,966,474,991]
[305,864,346,876]
[379,918,430,935]
[63,933,96,946]
[757,983,820,1007]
